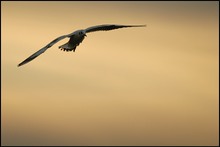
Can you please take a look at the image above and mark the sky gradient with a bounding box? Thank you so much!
[1,1,219,146]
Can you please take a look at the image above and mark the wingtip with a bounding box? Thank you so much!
[17,61,25,67]
[132,24,147,27]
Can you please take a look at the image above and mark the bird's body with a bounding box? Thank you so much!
[18,24,146,67]
[59,30,86,52]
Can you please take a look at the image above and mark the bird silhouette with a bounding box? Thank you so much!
[18,24,146,67]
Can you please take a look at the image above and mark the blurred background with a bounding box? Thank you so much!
[1,1,219,146]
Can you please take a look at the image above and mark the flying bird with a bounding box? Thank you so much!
[18,24,146,67]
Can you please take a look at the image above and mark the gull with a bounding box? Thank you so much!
[18,24,146,67]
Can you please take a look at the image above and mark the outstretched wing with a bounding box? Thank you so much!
[85,24,146,33]
[18,35,68,67]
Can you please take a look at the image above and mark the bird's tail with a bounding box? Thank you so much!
[59,43,76,52]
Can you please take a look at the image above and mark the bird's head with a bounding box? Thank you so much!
[77,30,87,37]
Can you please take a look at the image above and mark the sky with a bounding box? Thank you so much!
[1,1,219,146]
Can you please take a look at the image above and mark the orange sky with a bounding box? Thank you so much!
[1,1,219,146]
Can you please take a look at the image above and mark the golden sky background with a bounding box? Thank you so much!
[1,1,219,146]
